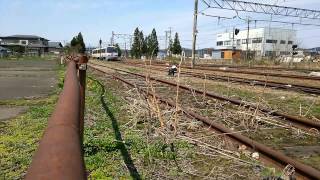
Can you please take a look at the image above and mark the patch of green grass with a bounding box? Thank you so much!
[127,67,141,73]
[83,76,195,179]
[204,82,320,118]
[260,167,282,178]
[247,129,320,149]
[0,96,58,179]
[0,65,63,179]
[302,155,320,170]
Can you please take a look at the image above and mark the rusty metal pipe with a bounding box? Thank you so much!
[90,66,320,179]
[26,61,86,180]
[78,55,88,141]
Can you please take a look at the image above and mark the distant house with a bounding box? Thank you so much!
[198,48,214,59]
[183,48,192,58]
[0,35,49,56]
[0,46,9,58]
[212,49,242,60]
[48,42,63,55]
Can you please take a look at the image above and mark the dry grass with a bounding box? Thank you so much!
[89,59,320,179]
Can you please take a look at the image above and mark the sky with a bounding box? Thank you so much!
[1,0,320,49]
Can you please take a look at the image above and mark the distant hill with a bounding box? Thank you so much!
[308,47,320,52]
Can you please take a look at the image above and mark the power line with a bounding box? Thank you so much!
[203,0,320,20]
[200,11,320,27]
[238,17,320,27]
[200,12,235,19]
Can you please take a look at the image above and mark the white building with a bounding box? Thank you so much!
[216,27,296,57]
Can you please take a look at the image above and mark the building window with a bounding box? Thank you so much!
[252,38,262,43]
[241,39,252,44]
[280,51,289,55]
[288,41,293,44]
[280,40,286,44]
[29,40,38,45]
[217,41,223,46]
[265,51,275,56]
[20,40,27,45]
[237,39,241,45]
[11,40,19,44]
[224,41,231,46]
[266,39,277,44]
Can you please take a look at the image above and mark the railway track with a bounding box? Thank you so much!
[126,59,320,73]
[127,61,320,81]
[90,62,320,130]
[88,63,320,179]
[122,62,320,95]
[196,63,320,73]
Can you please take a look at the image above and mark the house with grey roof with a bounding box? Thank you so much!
[0,35,49,56]
[48,42,63,55]
[0,46,9,58]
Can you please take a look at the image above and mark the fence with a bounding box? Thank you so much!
[25,54,88,180]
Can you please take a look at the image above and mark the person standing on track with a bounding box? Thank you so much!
[168,64,177,76]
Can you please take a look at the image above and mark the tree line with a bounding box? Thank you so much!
[131,27,159,59]
[64,32,86,54]
[64,29,182,59]
[131,27,182,59]
[170,32,182,56]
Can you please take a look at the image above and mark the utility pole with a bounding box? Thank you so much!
[166,27,173,57]
[246,17,250,62]
[192,0,198,68]
[99,39,102,59]
[168,27,172,40]
[169,27,173,55]
[111,31,115,46]
[165,31,169,56]
[232,27,235,64]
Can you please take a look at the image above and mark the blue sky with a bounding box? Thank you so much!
[1,0,320,49]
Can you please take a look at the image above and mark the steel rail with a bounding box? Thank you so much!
[186,66,320,81]
[184,71,320,95]
[196,63,319,73]
[89,63,320,131]
[26,57,88,180]
[89,64,320,180]
[123,62,320,95]
[129,61,320,81]
[125,59,319,73]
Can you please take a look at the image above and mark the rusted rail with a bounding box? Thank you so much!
[89,62,320,131]
[197,63,319,73]
[26,55,88,180]
[123,62,320,95]
[188,66,320,81]
[128,61,320,81]
[125,59,320,73]
[89,64,320,180]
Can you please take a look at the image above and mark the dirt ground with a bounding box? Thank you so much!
[0,106,28,121]
[0,60,58,100]
[0,59,58,120]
